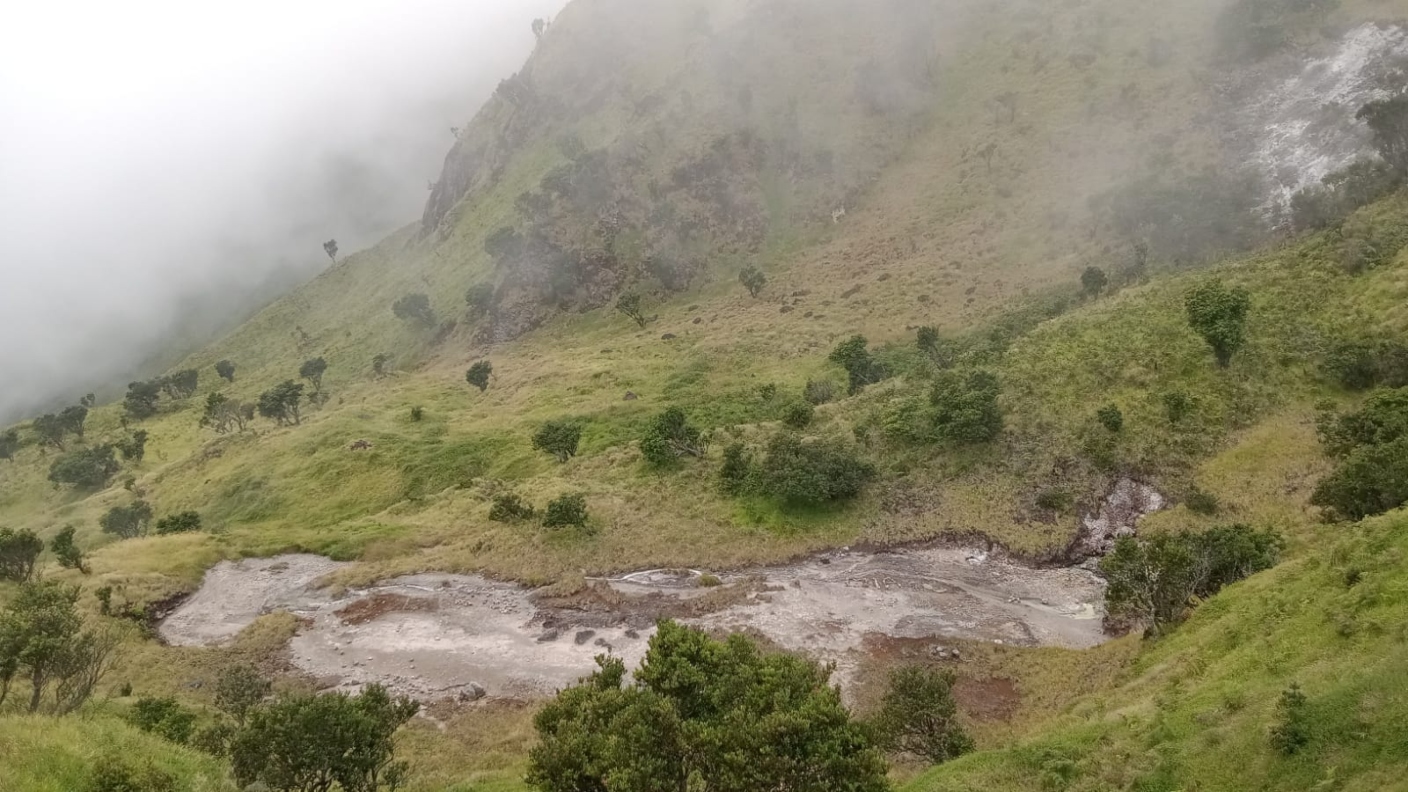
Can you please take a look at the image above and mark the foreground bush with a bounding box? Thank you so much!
[528,620,887,792]
[1313,389,1408,519]
[870,666,974,765]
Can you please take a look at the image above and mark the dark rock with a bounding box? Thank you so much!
[661,333,677,340]
[780,305,794,314]
[693,317,703,325]
[574,630,597,645]
[877,273,891,282]
[624,391,639,401]
[841,285,863,298]
[536,629,560,643]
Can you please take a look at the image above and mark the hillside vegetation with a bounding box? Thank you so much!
[3,0,1408,789]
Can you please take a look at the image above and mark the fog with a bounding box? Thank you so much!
[0,0,565,424]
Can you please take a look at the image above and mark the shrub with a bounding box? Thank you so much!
[718,443,756,496]
[86,755,177,792]
[527,621,887,792]
[372,353,391,377]
[758,434,875,505]
[100,501,154,539]
[1186,488,1220,516]
[465,283,495,318]
[154,511,202,535]
[616,292,648,328]
[930,370,1003,444]
[115,430,148,463]
[489,493,536,522]
[0,428,19,460]
[533,420,583,463]
[870,666,974,764]
[1269,684,1311,755]
[466,361,494,392]
[1081,266,1109,298]
[0,528,43,582]
[392,293,436,327]
[757,383,778,402]
[1162,390,1192,425]
[1186,280,1252,367]
[50,525,87,573]
[1035,489,1074,514]
[48,445,121,489]
[409,406,424,422]
[803,379,838,406]
[214,665,271,726]
[1102,524,1281,634]
[543,494,589,529]
[128,697,197,745]
[640,407,708,466]
[1097,404,1124,433]
[0,582,119,714]
[1310,437,1408,520]
[739,265,767,298]
[123,380,163,421]
[829,335,888,394]
[230,685,418,792]
[1290,159,1399,231]
[782,402,815,429]
[215,359,236,383]
[256,381,304,426]
[1323,339,1408,391]
[299,357,328,395]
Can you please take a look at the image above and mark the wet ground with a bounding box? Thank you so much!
[161,545,1107,701]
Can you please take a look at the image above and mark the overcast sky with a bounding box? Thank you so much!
[0,0,565,422]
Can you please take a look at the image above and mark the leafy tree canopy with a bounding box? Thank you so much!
[466,361,494,392]
[759,433,875,505]
[528,620,887,792]
[48,445,120,490]
[640,407,707,466]
[215,359,236,383]
[1185,279,1252,367]
[930,370,1003,444]
[0,528,43,582]
[533,420,582,463]
[258,381,305,426]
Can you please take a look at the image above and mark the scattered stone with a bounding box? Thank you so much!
[792,290,811,297]
[877,273,891,282]
[661,333,677,341]
[458,682,487,702]
[536,629,560,643]
[841,285,863,298]
[625,628,640,639]
[574,630,597,646]
[693,317,703,325]
[623,391,639,401]
[780,305,794,314]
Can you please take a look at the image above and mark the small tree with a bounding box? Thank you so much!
[466,361,494,392]
[532,17,548,39]
[1357,95,1408,177]
[48,446,120,490]
[1185,280,1252,367]
[155,511,202,535]
[59,405,88,440]
[201,393,251,434]
[616,292,648,329]
[830,335,887,395]
[783,402,815,429]
[372,353,391,378]
[916,326,941,360]
[323,239,339,263]
[257,381,305,426]
[115,430,148,462]
[32,414,68,450]
[930,370,1003,444]
[1162,390,1191,424]
[215,665,272,726]
[0,581,119,713]
[718,442,755,495]
[465,283,495,319]
[543,493,589,529]
[162,370,199,400]
[299,358,328,396]
[527,621,887,792]
[0,528,43,582]
[99,501,154,539]
[1269,684,1311,755]
[489,493,536,522]
[0,429,19,461]
[640,407,707,466]
[128,697,198,745]
[739,265,767,298]
[215,359,236,383]
[1097,404,1124,433]
[803,380,837,406]
[50,526,87,573]
[392,293,437,328]
[230,684,418,792]
[759,433,875,505]
[124,380,163,420]
[870,666,974,765]
[532,420,582,463]
[1080,266,1109,298]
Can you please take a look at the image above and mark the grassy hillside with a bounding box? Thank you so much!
[4,0,1408,789]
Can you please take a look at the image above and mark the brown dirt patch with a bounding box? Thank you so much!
[953,676,1021,722]
[335,593,438,625]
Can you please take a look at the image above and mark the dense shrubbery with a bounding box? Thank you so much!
[528,620,887,792]
[543,493,589,529]
[870,666,974,765]
[155,511,202,535]
[49,445,121,489]
[489,493,536,522]
[830,335,888,395]
[758,434,875,505]
[930,370,1003,443]
[1322,338,1408,391]
[1185,279,1251,367]
[1102,524,1282,634]
[639,407,707,466]
[1312,388,1408,519]
[1290,159,1399,231]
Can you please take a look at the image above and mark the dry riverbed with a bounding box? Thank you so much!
[161,545,1107,701]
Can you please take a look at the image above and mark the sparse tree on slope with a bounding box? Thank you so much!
[1081,266,1109,298]
[466,361,493,393]
[639,407,708,466]
[215,359,236,383]
[1185,279,1252,367]
[32,414,67,450]
[323,239,339,263]
[392,293,436,328]
[49,526,87,574]
[0,528,43,582]
[47,445,120,490]
[300,357,328,395]
[1358,94,1408,177]
[0,581,119,713]
[58,405,87,440]
[257,381,305,426]
[739,265,767,299]
[533,420,582,463]
[616,292,648,329]
[123,380,163,420]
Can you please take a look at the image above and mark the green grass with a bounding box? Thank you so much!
[0,715,234,792]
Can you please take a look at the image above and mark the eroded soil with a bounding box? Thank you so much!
[160,546,1106,701]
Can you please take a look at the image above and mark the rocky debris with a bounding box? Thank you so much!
[574,630,597,645]
[1071,478,1165,559]
[661,333,678,340]
[623,391,639,401]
